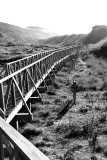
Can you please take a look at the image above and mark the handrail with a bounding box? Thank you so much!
[0,47,75,84]
[6,46,72,65]
[0,116,50,160]
[6,48,60,65]
[0,44,81,78]
[5,45,80,75]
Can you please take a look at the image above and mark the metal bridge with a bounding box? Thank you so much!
[0,44,81,160]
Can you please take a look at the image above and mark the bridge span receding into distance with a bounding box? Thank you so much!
[0,43,81,160]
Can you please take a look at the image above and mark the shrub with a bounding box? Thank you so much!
[54,98,61,104]
[105,106,107,111]
[64,124,82,138]
[79,106,88,114]
[74,54,107,91]
[103,92,107,100]
[53,82,60,89]
[35,141,52,148]
[91,155,97,160]
[43,136,50,142]
[63,150,74,160]
[103,146,107,157]
[98,113,106,123]
[55,121,82,137]
[95,106,101,111]
[84,116,98,153]
[95,145,103,153]
[35,141,46,147]
[47,91,56,95]
[45,120,54,126]
[41,111,50,119]
[22,128,42,139]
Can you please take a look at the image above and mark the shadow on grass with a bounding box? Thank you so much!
[22,128,42,139]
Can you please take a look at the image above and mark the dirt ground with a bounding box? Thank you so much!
[20,56,107,160]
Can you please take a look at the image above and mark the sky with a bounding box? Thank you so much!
[0,0,107,35]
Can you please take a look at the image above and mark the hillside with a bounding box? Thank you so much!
[83,25,107,45]
[1,24,107,62]
[83,26,107,58]
[19,49,107,160]
[38,25,107,50]
[1,23,107,47]
[38,34,84,46]
[0,22,56,44]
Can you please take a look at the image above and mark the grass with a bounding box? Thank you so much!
[74,52,107,91]
[20,123,42,139]
[19,48,107,160]
[0,43,57,64]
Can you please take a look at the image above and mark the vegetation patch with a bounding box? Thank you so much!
[19,47,107,159]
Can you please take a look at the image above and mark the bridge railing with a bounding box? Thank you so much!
[0,45,80,78]
[0,48,60,78]
[5,46,77,75]
[0,116,50,160]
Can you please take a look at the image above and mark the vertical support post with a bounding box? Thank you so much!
[25,70,29,92]
[73,80,76,104]
[29,103,31,111]
[16,121,19,131]
[19,73,22,92]
[0,132,4,160]
[11,82,16,108]
[0,83,5,117]
[5,64,10,76]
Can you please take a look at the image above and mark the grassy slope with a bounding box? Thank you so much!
[0,44,58,63]
[38,25,107,47]
[74,52,107,91]
[38,34,84,46]
[84,25,107,45]
[19,48,107,160]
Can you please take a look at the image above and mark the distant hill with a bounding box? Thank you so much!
[38,35,69,45]
[0,22,56,45]
[81,25,107,59]
[1,23,107,46]
[83,25,107,45]
[38,34,85,46]
[38,25,107,47]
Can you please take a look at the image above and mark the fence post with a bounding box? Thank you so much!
[0,132,4,160]
[73,80,76,104]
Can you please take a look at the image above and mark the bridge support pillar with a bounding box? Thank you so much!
[29,96,42,103]
[15,113,33,122]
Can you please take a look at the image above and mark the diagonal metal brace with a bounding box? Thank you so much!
[26,69,43,102]
[12,77,32,115]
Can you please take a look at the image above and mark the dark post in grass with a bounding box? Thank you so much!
[73,80,76,104]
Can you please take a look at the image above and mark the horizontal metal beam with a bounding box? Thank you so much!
[15,113,33,122]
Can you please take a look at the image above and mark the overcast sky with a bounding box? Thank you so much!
[0,0,107,35]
